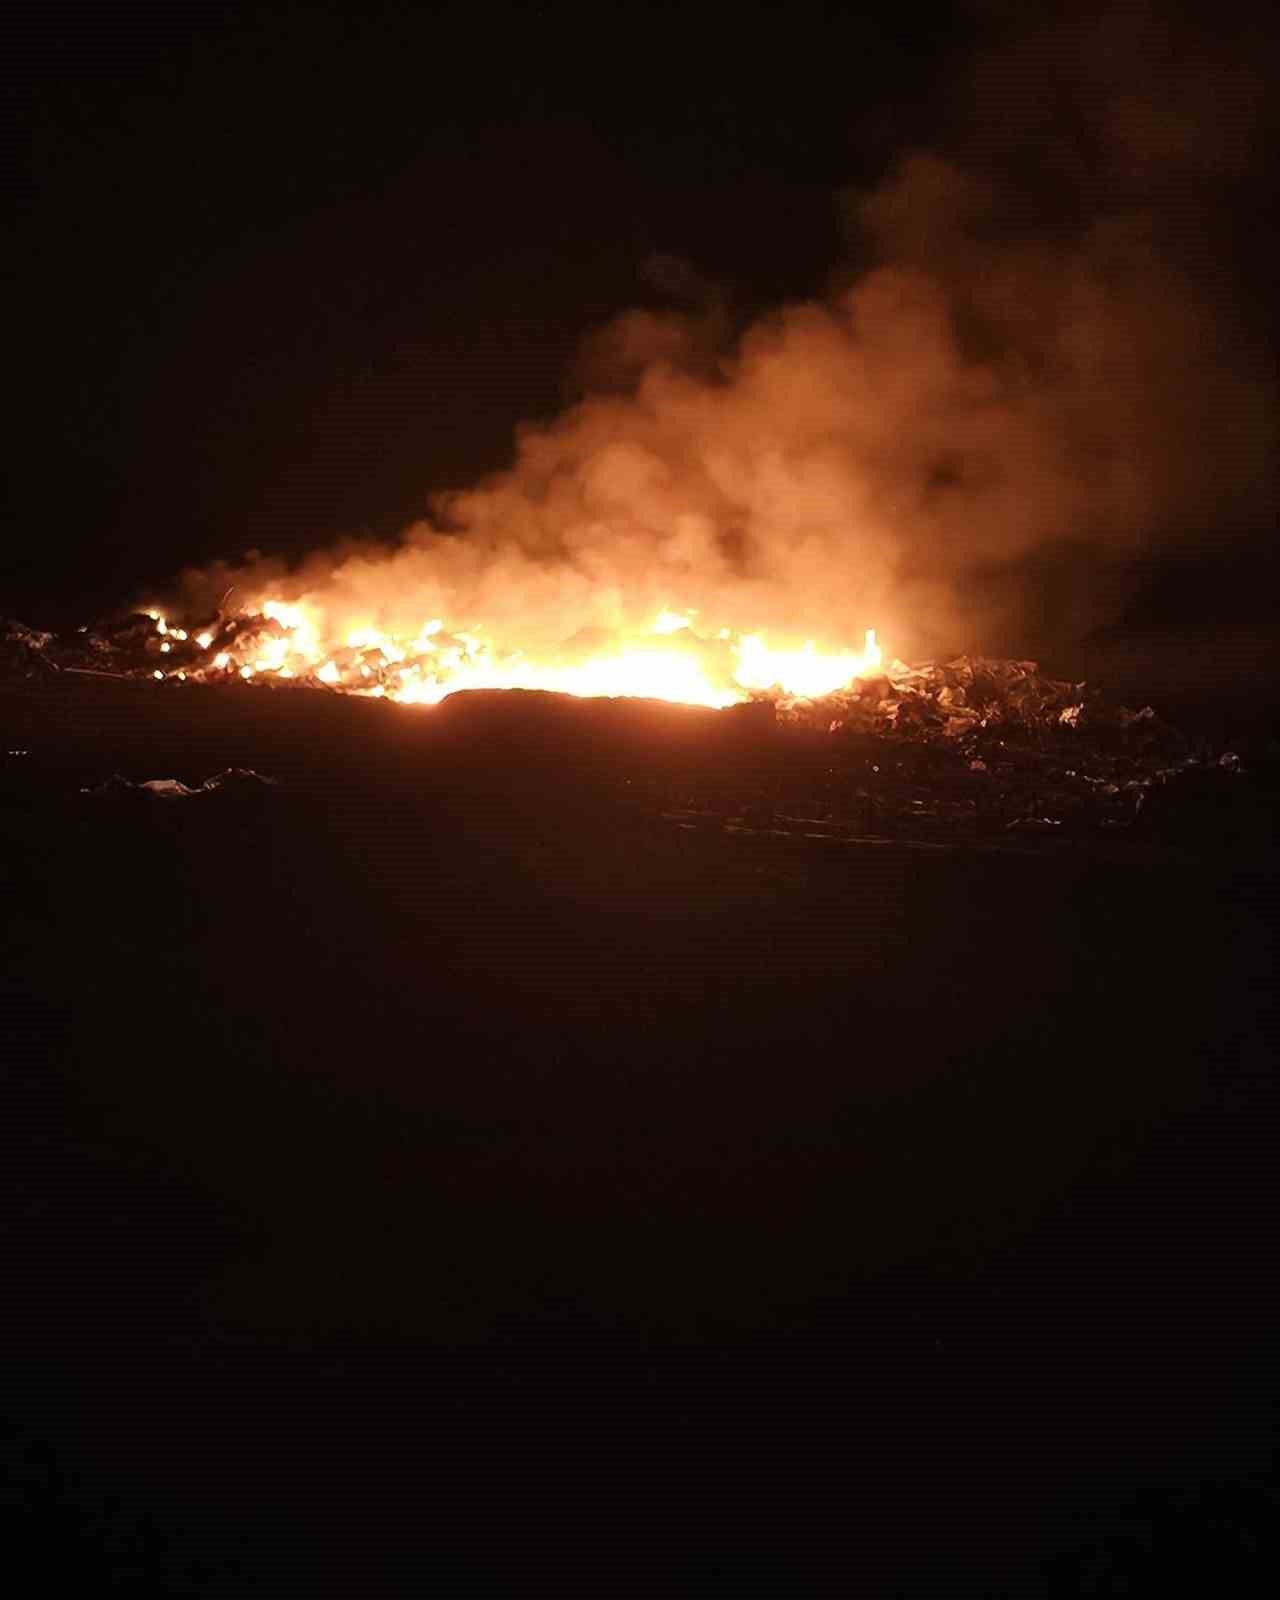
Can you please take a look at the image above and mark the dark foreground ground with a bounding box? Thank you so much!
[3,679,1278,1594]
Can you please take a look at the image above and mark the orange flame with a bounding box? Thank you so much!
[150,607,885,707]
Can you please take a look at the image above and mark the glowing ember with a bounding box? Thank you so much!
[151,601,886,709]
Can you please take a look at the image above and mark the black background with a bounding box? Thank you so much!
[5,1,978,621]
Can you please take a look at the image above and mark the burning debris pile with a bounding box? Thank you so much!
[4,606,1266,858]
[3,605,888,708]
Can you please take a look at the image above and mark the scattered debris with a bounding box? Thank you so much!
[82,768,279,802]
[1,620,57,680]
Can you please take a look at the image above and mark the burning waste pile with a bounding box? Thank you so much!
[2,605,1263,854]
[0,605,886,711]
[5,603,1098,737]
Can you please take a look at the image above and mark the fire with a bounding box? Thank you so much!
[735,630,881,699]
[145,606,886,708]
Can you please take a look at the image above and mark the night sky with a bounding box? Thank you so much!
[6,2,973,621]
[5,2,1277,658]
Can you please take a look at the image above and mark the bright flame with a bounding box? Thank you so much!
[176,599,886,710]
[392,645,741,708]
[735,629,882,698]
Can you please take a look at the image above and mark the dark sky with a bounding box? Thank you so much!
[6,1,979,622]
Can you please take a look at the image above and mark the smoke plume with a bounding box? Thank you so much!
[179,3,1277,664]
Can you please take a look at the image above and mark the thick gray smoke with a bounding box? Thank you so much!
[181,4,1277,666]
